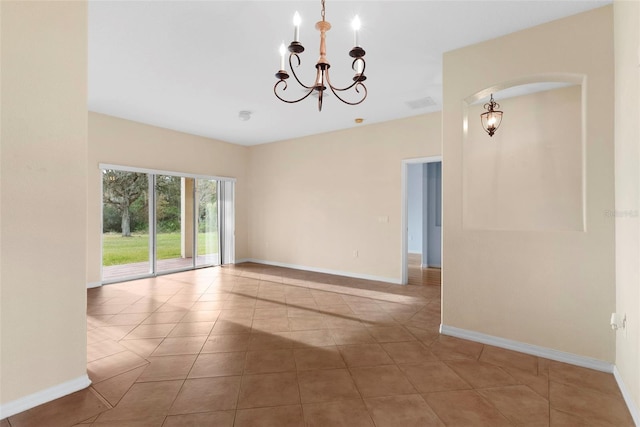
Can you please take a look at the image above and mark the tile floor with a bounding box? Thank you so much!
[2,262,634,426]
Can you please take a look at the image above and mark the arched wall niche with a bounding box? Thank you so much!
[461,74,586,232]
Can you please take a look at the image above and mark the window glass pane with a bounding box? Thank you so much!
[156,175,192,273]
[196,179,219,266]
[102,169,151,281]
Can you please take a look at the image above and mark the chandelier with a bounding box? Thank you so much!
[274,0,367,111]
[480,94,503,137]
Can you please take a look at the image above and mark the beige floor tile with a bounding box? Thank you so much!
[88,415,166,426]
[324,316,364,329]
[169,377,241,414]
[188,351,246,378]
[180,310,220,323]
[211,319,253,335]
[289,329,335,347]
[118,338,163,359]
[141,311,187,325]
[311,292,346,306]
[104,312,151,327]
[338,343,394,367]
[87,339,129,363]
[251,317,291,333]
[237,372,300,409]
[125,323,177,339]
[549,408,607,426]
[245,349,296,374]
[96,325,139,342]
[480,345,539,374]
[478,385,550,425]
[350,365,417,397]
[504,365,550,399]
[549,361,623,397]
[298,368,361,403]
[356,311,398,327]
[219,308,255,319]
[150,336,206,356]
[294,346,346,371]
[423,390,512,427]
[429,335,484,360]
[302,399,375,427]
[163,411,234,427]
[248,331,294,350]
[96,380,183,422]
[330,327,376,345]
[367,326,416,343]
[382,341,437,364]
[201,333,251,353]
[549,381,634,426]
[167,321,214,337]
[92,365,147,406]
[137,355,197,382]
[88,350,150,383]
[235,405,305,427]
[364,394,445,427]
[253,307,289,319]
[8,388,110,427]
[398,361,472,393]
[288,316,327,331]
[445,359,519,388]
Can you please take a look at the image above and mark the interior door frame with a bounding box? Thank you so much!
[400,156,442,285]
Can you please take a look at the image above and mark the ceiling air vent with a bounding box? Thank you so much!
[406,97,436,110]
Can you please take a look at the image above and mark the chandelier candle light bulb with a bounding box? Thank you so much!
[352,15,361,47]
[293,12,301,42]
[279,42,286,70]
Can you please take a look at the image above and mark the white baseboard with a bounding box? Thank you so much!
[86,282,101,289]
[440,324,614,373]
[613,366,640,426]
[0,374,91,419]
[238,259,403,285]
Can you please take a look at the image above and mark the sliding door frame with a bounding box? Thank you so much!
[99,163,236,284]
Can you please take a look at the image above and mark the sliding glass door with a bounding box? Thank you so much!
[196,179,219,267]
[155,174,187,273]
[101,167,232,283]
[102,170,152,282]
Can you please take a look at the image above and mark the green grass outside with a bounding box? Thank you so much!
[102,232,219,266]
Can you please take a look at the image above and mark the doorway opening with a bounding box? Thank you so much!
[401,156,442,285]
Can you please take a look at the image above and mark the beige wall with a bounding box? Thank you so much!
[464,86,583,232]
[442,6,615,361]
[246,114,441,282]
[614,0,640,413]
[87,113,250,285]
[1,0,88,405]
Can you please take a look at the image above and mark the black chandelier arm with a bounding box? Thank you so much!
[273,79,317,104]
[288,53,315,90]
[320,59,366,94]
[324,69,367,105]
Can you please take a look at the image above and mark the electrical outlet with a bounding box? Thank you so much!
[611,313,628,337]
[353,250,359,258]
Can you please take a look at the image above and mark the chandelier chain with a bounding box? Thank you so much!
[321,0,326,21]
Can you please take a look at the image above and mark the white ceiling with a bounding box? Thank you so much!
[88,0,610,146]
